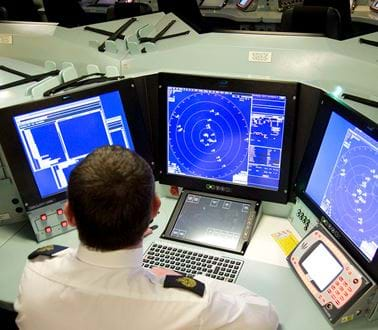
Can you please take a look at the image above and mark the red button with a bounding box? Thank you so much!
[40,214,48,221]
[61,220,68,228]
[45,226,52,233]
[57,208,64,215]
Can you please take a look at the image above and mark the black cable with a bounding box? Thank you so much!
[359,38,378,47]
[43,74,124,97]
[84,26,125,40]
[98,17,137,52]
[342,93,378,108]
[0,65,30,78]
[43,73,105,96]
[138,19,177,43]
[0,70,60,91]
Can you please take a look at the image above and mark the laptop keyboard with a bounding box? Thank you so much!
[143,242,244,283]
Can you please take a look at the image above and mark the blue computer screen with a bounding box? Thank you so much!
[306,112,378,261]
[167,86,287,191]
[14,91,135,198]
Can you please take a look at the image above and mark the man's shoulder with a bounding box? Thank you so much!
[21,245,76,284]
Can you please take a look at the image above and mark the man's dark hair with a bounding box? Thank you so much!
[67,146,154,251]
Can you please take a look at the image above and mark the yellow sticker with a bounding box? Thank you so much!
[341,315,354,323]
[0,34,13,44]
[272,230,299,256]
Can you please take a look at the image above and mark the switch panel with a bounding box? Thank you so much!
[27,200,75,242]
[289,197,319,237]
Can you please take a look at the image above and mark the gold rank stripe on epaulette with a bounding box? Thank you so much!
[163,275,205,297]
[28,245,69,260]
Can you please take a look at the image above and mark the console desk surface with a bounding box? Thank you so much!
[0,197,376,330]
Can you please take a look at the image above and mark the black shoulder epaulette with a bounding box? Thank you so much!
[28,245,69,260]
[163,275,205,297]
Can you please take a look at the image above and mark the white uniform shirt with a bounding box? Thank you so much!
[15,244,279,330]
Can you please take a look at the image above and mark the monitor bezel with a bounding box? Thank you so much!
[158,73,298,203]
[0,79,153,210]
[296,93,378,282]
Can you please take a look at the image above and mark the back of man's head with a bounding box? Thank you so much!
[67,146,154,251]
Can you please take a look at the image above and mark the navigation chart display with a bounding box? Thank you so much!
[170,193,251,251]
[14,91,134,198]
[167,86,287,191]
[306,112,378,261]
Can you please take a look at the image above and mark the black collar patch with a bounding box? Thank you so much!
[28,245,68,260]
[163,275,205,297]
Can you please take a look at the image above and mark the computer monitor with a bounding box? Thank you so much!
[0,79,152,210]
[158,73,298,203]
[296,94,378,282]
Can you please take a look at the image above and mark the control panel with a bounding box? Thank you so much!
[288,227,375,325]
[0,178,27,225]
[0,146,27,225]
[27,200,75,242]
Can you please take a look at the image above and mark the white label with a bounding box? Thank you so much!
[248,51,272,63]
[0,213,11,221]
[0,34,13,44]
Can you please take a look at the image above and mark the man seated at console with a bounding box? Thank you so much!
[15,145,279,330]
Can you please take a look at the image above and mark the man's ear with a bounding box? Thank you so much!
[64,201,76,227]
[151,195,161,219]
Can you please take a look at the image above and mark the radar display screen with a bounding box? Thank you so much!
[167,86,287,191]
[158,74,296,203]
[305,112,378,262]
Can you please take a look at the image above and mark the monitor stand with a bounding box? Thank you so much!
[161,189,261,255]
